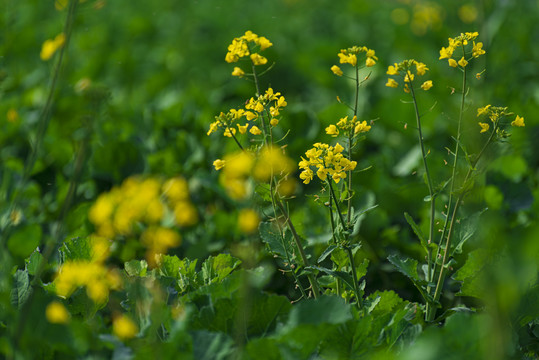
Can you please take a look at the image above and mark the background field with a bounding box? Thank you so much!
[1,0,538,358]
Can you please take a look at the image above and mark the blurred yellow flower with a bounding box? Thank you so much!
[213,159,226,170]
[386,78,399,88]
[40,33,65,61]
[511,115,525,127]
[46,301,70,324]
[232,67,245,77]
[238,209,260,234]
[331,65,343,76]
[478,122,489,133]
[113,314,138,340]
[421,80,433,90]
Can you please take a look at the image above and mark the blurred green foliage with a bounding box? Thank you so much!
[1,0,538,358]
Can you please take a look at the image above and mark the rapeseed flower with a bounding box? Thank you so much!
[113,314,138,340]
[40,33,65,61]
[386,59,433,92]
[46,301,70,324]
[439,32,485,68]
[237,209,260,234]
[299,143,357,184]
[331,45,378,75]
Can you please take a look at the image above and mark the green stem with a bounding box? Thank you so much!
[427,49,468,321]
[428,122,497,321]
[408,75,437,320]
[9,2,79,350]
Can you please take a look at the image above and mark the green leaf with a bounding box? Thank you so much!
[307,266,355,291]
[124,259,148,277]
[7,223,42,258]
[452,208,487,256]
[388,254,438,306]
[25,250,44,276]
[60,236,93,262]
[158,254,183,278]
[191,331,234,360]
[11,270,31,308]
[200,253,241,285]
[259,221,289,258]
[453,249,490,298]
[285,295,353,327]
[404,212,427,253]
[317,245,337,263]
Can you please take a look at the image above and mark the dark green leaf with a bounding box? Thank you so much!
[388,254,438,306]
[259,221,288,258]
[7,223,42,258]
[11,270,31,308]
[306,266,355,291]
[26,250,44,276]
[60,236,93,262]
[404,212,428,253]
[285,295,353,327]
[317,245,337,263]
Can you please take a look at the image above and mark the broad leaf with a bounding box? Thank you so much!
[388,254,438,306]
[404,212,428,253]
[259,221,290,258]
[11,269,31,308]
[124,259,148,277]
[7,223,41,258]
[60,236,93,262]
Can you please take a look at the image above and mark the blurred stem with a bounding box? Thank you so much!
[250,66,317,298]
[2,0,78,248]
[427,49,467,321]
[10,0,79,352]
[408,75,436,320]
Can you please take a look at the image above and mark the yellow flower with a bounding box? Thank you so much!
[354,120,371,134]
[478,122,489,133]
[448,58,458,67]
[257,36,273,50]
[421,80,433,91]
[386,78,399,88]
[331,65,343,76]
[326,124,339,137]
[511,115,525,127]
[213,159,226,170]
[472,42,485,57]
[46,301,70,324]
[249,126,262,135]
[477,105,491,117]
[250,53,268,65]
[365,57,376,67]
[237,209,260,234]
[439,46,454,60]
[232,67,245,77]
[245,111,257,121]
[386,64,399,75]
[299,169,314,184]
[40,33,65,61]
[162,177,189,203]
[270,118,279,126]
[404,72,414,82]
[415,62,429,76]
[338,53,357,66]
[458,57,468,67]
[113,314,138,340]
[237,123,248,134]
[174,202,198,227]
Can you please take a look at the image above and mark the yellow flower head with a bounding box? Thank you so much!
[511,115,525,127]
[46,301,70,324]
[237,209,260,234]
[113,314,138,340]
[40,33,66,61]
[478,122,490,133]
[331,65,343,76]
[421,80,433,91]
[386,78,399,88]
[213,159,226,170]
[232,67,245,77]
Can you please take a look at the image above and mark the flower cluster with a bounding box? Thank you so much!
[385,59,433,92]
[207,88,287,137]
[331,46,378,76]
[439,32,485,68]
[40,33,65,61]
[325,115,372,138]
[299,143,357,184]
[214,146,296,200]
[54,237,122,304]
[89,176,197,262]
[225,31,273,76]
[477,104,525,134]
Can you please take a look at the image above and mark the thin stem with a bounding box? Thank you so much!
[10,1,79,350]
[2,0,78,248]
[275,199,319,298]
[429,122,497,321]
[426,49,468,321]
